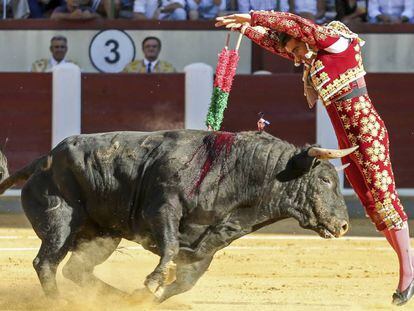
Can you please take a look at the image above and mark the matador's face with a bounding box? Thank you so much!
[284,38,315,65]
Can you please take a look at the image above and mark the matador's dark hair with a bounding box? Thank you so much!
[277,32,293,48]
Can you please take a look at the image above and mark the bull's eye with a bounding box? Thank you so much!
[320,176,331,185]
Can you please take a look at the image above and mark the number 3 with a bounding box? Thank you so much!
[105,39,120,64]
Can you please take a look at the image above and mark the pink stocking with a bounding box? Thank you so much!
[382,229,397,251]
[384,222,414,291]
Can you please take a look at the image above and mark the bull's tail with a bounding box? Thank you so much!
[0,155,52,195]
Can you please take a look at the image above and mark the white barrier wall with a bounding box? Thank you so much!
[184,63,213,130]
[52,63,81,147]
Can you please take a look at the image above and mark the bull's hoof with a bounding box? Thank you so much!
[145,276,161,295]
[145,261,177,298]
[154,286,165,299]
[142,278,165,301]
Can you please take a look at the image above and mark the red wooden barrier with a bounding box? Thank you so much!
[0,73,52,173]
[222,74,315,147]
[365,74,414,188]
[0,73,412,188]
[82,73,185,133]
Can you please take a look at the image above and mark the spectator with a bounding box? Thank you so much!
[237,0,276,13]
[132,0,186,20]
[226,0,237,11]
[368,0,413,23]
[336,0,367,23]
[187,0,226,20]
[27,0,63,18]
[280,0,325,21]
[119,0,133,18]
[31,35,78,72]
[0,0,30,18]
[50,0,100,20]
[91,0,120,18]
[123,36,176,73]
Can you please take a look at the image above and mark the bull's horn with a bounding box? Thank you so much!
[308,145,359,160]
[335,163,350,172]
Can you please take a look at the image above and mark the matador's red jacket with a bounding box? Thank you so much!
[243,11,366,104]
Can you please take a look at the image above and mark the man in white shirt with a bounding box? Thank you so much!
[237,0,277,13]
[133,0,186,20]
[188,0,226,20]
[31,36,77,72]
[368,0,413,23]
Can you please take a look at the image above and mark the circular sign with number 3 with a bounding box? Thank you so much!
[89,29,136,73]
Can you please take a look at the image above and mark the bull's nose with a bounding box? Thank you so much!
[339,220,349,236]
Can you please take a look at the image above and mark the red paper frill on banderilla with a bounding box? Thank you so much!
[220,50,239,93]
[213,48,230,89]
[206,47,240,131]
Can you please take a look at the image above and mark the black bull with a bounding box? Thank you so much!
[0,130,355,302]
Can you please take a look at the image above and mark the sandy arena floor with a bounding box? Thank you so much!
[1,224,414,311]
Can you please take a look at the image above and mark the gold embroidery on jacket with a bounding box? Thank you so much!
[318,64,366,101]
[310,60,325,77]
[312,72,330,90]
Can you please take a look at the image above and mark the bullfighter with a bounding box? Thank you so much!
[216,11,414,306]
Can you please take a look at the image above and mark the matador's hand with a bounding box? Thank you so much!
[215,14,251,28]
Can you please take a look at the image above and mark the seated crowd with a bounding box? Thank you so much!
[1,0,414,24]
[31,35,176,73]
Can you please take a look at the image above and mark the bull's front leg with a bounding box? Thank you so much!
[157,255,214,302]
[142,203,181,298]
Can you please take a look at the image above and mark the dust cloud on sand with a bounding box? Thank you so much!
[0,235,191,311]
[0,284,191,311]
[0,225,411,310]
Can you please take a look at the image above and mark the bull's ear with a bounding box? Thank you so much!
[291,150,318,173]
[276,150,317,182]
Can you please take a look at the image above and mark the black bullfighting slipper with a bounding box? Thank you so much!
[392,279,414,306]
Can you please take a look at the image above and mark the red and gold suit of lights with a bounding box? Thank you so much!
[243,11,406,231]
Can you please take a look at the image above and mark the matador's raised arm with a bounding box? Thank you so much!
[249,11,342,49]
[243,25,293,61]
